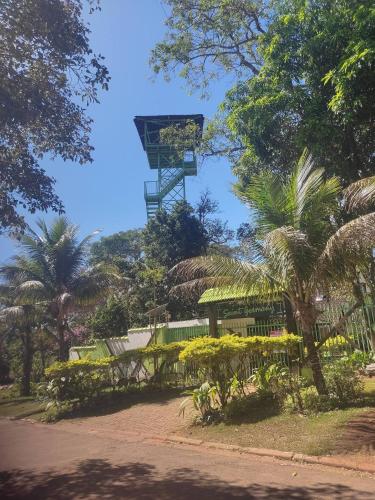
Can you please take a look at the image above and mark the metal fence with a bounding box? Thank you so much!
[160,302,375,357]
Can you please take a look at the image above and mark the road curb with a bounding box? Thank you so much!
[165,434,375,475]
[5,418,374,476]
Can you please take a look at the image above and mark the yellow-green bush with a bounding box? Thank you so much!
[179,334,300,407]
[44,358,114,404]
[44,335,301,407]
[179,334,300,363]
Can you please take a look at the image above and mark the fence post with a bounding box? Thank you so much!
[208,304,218,338]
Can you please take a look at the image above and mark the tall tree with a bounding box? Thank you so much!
[171,151,375,395]
[0,0,109,233]
[90,229,144,267]
[0,302,40,396]
[87,293,128,339]
[0,217,115,360]
[223,0,375,187]
[153,0,375,185]
[143,201,208,269]
[151,0,267,96]
[195,190,234,250]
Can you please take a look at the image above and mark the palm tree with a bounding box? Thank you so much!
[0,299,40,396]
[171,151,375,395]
[1,217,116,361]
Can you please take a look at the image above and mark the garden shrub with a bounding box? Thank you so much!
[249,363,289,397]
[323,359,364,404]
[179,334,300,408]
[249,362,312,413]
[44,358,114,405]
[344,350,374,370]
[43,334,300,411]
[283,386,336,414]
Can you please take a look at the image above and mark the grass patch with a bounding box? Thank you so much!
[182,378,375,456]
[0,387,45,420]
[0,398,45,420]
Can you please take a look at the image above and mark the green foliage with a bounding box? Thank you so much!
[179,334,300,407]
[0,217,116,361]
[43,335,300,408]
[172,154,375,396]
[249,362,307,413]
[179,334,300,363]
[0,0,109,233]
[324,359,364,404]
[151,0,265,95]
[343,350,375,369]
[90,229,144,266]
[224,0,375,186]
[283,387,335,415]
[179,381,219,424]
[143,201,208,269]
[87,294,128,339]
[249,363,289,397]
[154,1,375,185]
[44,358,113,404]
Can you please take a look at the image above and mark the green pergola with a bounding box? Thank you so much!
[134,114,204,219]
[198,286,296,337]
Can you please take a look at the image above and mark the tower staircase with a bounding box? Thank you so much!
[134,115,204,219]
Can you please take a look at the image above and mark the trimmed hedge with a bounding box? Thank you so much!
[44,334,301,405]
[179,334,300,363]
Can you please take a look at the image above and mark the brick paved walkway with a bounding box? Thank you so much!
[56,390,191,438]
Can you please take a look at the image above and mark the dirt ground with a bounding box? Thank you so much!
[1,419,375,499]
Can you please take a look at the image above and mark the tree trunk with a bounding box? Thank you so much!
[57,321,68,361]
[20,328,33,397]
[296,302,328,396]
[284,296,298,334]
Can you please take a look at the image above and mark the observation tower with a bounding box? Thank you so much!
[134,114,204,219]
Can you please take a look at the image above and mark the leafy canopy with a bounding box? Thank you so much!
[0,0,109,233]
[152,0,267,95]
[153,0,375,185]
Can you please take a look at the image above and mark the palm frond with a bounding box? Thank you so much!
[0,304,43,327]
[71,264,120,307]
[319,212,375,278]
[263,226,314,288]
[234,171,289,234]
[170,255,279,301]
[16,280,48,302]
[343,176,375,213]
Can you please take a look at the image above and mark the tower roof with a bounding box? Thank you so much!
[134,114,204,150]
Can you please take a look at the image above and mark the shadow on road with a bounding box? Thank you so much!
[63,387,186,420]
[0,458,373,499]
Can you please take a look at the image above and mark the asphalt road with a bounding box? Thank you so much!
[0,419,374,499]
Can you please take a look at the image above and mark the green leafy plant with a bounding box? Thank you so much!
[179,334,300,407]
[249,363,289,397]
[344,350,375,370]
[179,381,219,424]
[323,359,364,404]
[44,359,113,405]
[283,386,336,415]
[171,152,375,398]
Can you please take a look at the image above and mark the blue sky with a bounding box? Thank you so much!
[1,0,249,261]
